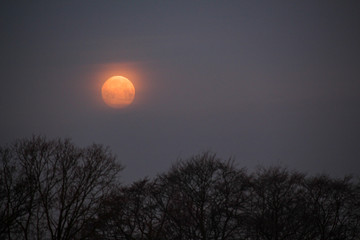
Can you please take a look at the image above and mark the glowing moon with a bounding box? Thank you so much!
[101,76,135,108]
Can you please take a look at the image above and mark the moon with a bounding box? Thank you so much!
[101,76,135,108]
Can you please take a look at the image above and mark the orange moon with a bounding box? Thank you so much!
[101,76,135,108]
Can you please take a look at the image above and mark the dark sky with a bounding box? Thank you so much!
[1,1,360,183]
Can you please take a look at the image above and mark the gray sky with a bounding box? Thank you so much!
[1,1,360,183]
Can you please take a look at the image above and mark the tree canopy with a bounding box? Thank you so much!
[0,136,123,240]
[1,137,360,240]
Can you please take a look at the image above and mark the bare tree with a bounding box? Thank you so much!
[0,147,30,239]
[304,175,360,240]
[4,137,360,240]
[0,136,123,240]
[246,167,313,240]
[80,151,360,240]
[155,152,250,240]
[86,178,168,240]
[89,152,252,240]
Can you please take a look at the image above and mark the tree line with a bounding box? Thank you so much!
[1,136,360,240]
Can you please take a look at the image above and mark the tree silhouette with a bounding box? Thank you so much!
[85,178,167,240]
[246,167,315,240]
[0,136,123,240]
[153,152,250,240]
[0,147,30,239]
[304,175,360,240]
[2,138,360,240]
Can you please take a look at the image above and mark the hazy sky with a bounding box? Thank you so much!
[1,1,360,183]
